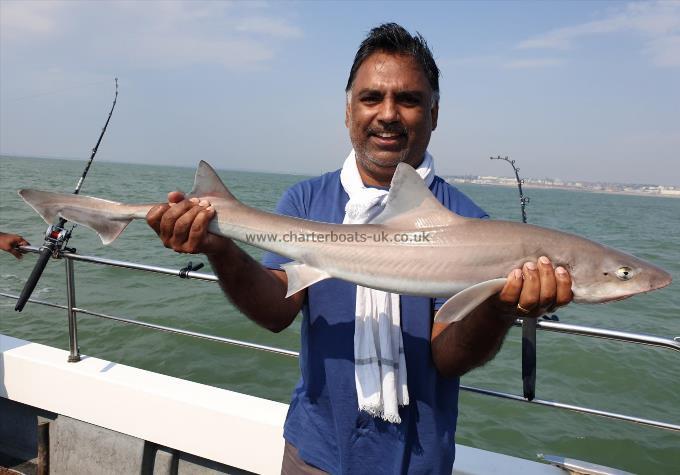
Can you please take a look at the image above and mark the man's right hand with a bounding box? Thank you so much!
[146,192,302,332]
[146,192,229,256]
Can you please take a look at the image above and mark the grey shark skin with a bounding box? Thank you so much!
[18,161,672,324]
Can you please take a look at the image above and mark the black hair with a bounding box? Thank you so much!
[345,23,440,100]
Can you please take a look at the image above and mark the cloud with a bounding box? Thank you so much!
[0,0,68,40]
[441,55,564,71]
[517,1,680,67]
[503,58,565,69]
[645,34,680,66]
[235,17,303,38]
[0,0,302,71]
[124,35,274,70]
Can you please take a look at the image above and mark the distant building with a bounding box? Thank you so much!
[444,174,678,198]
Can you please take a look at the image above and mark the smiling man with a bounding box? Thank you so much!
[147,23,572,474]
[346,49,438,186]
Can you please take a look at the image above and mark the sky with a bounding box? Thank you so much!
[1,0,679,186]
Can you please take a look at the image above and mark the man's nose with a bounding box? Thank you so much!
[377,98,399,123]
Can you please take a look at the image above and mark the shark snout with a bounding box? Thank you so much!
[653,269,673,291]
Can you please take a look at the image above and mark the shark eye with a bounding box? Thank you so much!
[616,266,633,281]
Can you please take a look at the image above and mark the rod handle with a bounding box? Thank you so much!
[14,245,54,312]
[522,317,537,401]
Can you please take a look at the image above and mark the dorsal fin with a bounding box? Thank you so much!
[369,163,462,228]
[189,161,236,200]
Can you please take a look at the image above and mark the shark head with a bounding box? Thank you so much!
[570,244,672,304]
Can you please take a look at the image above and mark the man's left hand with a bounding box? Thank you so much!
[493,256,573,319]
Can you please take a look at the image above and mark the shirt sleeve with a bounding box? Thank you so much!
[261,185,305,270]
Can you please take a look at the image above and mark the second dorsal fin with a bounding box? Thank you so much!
[189,161,237,200]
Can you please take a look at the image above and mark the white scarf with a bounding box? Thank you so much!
[340,149,435,423]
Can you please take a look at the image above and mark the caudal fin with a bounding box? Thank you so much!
[18,189,133,245]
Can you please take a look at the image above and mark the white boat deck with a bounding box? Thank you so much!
[0,333,564,474]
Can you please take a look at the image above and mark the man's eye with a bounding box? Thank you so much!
[399,96,421,106]
[361,96,381,104]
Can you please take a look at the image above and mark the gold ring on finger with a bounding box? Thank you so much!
[516,303,532,315]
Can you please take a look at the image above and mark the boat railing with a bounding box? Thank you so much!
[2,245,679,434]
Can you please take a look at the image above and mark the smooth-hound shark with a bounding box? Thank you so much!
[18,161,672,324]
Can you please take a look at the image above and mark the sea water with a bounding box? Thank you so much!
[1,156,678,473]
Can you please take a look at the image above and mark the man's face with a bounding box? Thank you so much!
[346,51,438,180]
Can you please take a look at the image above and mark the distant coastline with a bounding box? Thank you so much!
[446,175,680,199]
[3,154,678,199]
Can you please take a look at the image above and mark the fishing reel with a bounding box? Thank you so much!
[15,219,76,312]
[42,223,75,256]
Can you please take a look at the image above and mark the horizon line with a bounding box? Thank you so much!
[1,153,676,189]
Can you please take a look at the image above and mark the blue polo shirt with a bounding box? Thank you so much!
[262,169,487,474]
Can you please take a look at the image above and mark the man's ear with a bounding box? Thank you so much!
[345,100,350,128]
[431,101,439,131]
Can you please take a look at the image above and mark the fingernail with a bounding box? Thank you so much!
[206,206,214,212]
[169,202,176,207]
[539,256,550,265]
[525,262,537,271]
[189,197,200,204]
[556,266,567,275]
[198,200,209,207]
[513,269,522,280]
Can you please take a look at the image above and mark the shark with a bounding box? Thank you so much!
[18,161,672,324]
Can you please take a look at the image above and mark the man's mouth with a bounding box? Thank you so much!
[369,129,406,148]
[374,131,402,138]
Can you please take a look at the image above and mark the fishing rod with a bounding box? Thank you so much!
[15,78,119,312]
[489,155,536,401]
[490,156,529,224]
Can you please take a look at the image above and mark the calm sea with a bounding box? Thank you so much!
[1,156,678,473]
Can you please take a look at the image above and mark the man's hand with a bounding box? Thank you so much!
[146,192,302,332]
[431,256,573,377]
[493,256,573,319]
[146,192,229,256]
[0,232,29,259]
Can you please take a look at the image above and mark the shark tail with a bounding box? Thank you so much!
[18,161,235,246]
[18,189,135,245]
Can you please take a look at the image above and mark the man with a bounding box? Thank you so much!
[0,232,29,259]
[147,24,572,474]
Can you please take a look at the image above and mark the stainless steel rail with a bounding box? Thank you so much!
[11,247,217,282]
[3,245,679,433]
[14,246,680,353]
[514,319,680,352]
[63,249,219,282]
[459,386,680,432]
[0,292,298,358]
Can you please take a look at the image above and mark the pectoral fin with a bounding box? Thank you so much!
[281,261,331,297]
[434,278,507,324]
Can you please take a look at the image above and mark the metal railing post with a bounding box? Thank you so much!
[65,258,81,362]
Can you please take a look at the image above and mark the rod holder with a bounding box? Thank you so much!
[65,258,81,363]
